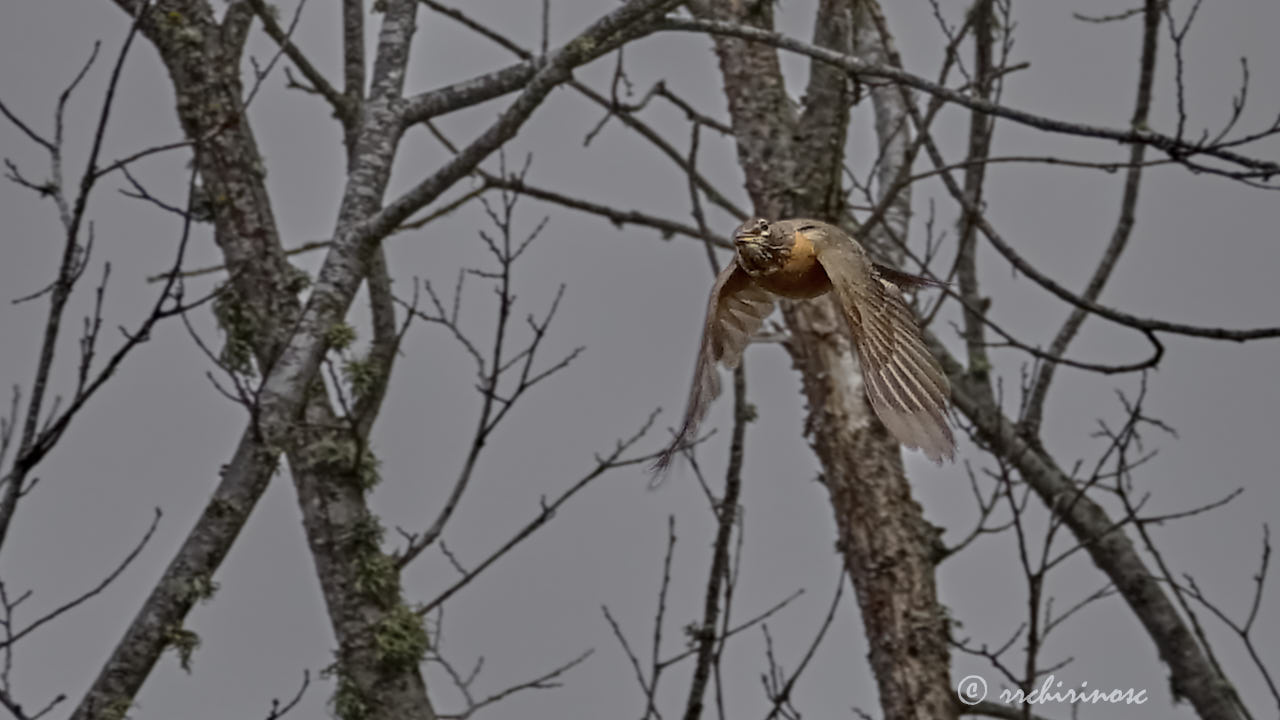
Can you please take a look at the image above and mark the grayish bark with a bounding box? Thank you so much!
[73,1,681,718]
[664,9,1257,716]
[33,2,1262,719]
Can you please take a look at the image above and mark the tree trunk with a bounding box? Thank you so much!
[688,1,956,717]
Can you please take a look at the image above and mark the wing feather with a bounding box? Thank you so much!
[813,233,956,464]
[653,259,774,476]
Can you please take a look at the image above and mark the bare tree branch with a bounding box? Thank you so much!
[659,16,1280,181]
[1024,0,1163,433]
[416,408,663,616]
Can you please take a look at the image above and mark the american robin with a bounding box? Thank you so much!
[653,217,955,475]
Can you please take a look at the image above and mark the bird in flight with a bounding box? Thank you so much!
[653,217,955,476]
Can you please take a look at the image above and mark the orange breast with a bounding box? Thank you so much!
[756,229,831,299]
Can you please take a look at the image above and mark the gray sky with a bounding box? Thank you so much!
[1,1,1278,719]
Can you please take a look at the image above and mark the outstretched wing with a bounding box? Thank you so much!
[871,263,950,291]
[813,233,956,463]
[652,259,775,477]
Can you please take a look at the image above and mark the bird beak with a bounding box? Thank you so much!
[733,231,761,247]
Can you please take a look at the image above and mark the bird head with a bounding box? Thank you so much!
[732,217,773,246]
[732,217,788,273]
